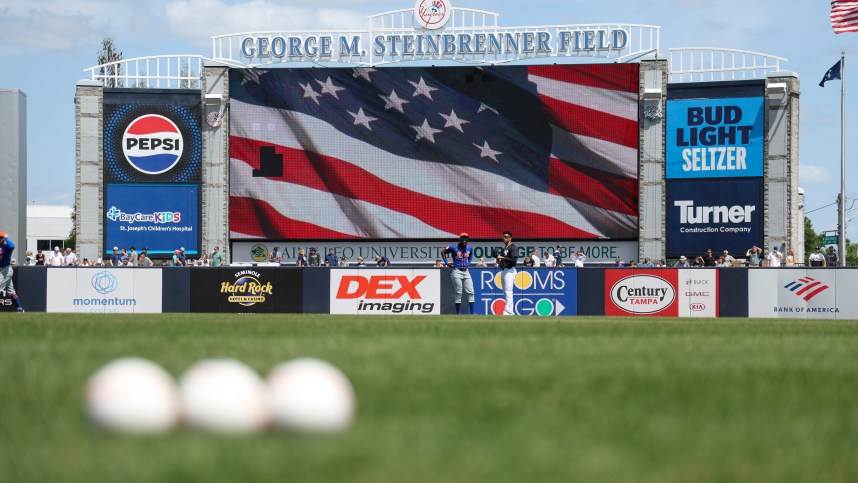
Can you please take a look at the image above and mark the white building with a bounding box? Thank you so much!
[27,205,73,255]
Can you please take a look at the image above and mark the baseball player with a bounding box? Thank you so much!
[496,231,519,316]
[442,233,475,315]
[0,231,25,312]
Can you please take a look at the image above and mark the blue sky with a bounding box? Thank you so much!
[1,0,856,239]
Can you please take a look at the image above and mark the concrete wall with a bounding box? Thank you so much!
[74,80,104,262]
[0,89,27,245]
[638,60,669,262]
[201,64,231,263]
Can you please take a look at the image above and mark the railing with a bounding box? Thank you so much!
[83,55,205,89]
[668,47,787,83]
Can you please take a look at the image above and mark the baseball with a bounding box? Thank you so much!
[179,358,271,433]
[84,357,180,434]
[266,358,356,433]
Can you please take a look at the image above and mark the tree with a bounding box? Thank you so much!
[65,203,76,251]
[97,36,123,88]
[804,217,822,258]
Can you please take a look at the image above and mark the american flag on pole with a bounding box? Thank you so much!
[228,65,639,240]
[831,0,858,33]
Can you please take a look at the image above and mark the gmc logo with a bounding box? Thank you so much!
[336,275,427,299]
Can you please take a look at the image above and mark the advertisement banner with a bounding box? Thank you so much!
[217,268,277,313]
[678,269,719,317]
[103,92,202,184]
[667,178,762,257]
[46,268,163,313]
[231,240,639,265]
[605,269,679,317]
[105,184,199,256]
[330,269,440,315]
[666,97,764,179]
[748,269,855,319]
[472,268,577,316]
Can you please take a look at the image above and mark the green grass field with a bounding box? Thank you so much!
[2,314,858,483]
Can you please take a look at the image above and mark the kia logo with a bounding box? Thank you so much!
[689,303,706,311]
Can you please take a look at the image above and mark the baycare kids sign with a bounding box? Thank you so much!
[666,97,764,179]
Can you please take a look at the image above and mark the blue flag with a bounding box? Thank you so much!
[820,60,842,87]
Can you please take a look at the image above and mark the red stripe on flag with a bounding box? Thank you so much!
[548,158,638,216]
[831,0,858,33]
[528,64,639,93]
[231,137,601,239]
[230,197,357,239]
[537,94,639,149]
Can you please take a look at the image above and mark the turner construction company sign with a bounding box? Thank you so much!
[211,3,658,67]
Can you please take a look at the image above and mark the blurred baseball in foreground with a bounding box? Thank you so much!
[267,358,356,433]
[84,357,180,434]
[179,358,271,433]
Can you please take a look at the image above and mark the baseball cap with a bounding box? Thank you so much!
[773,246,778,250]
[0,231,5,238]
[113,246,118,251]
[459,232,469,239]
[54,246,60,251]
[180,247,185,251]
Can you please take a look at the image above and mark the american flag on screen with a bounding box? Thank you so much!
[228,64,639,240]
[831,0,858,34]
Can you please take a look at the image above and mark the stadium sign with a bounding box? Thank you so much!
[604,269,719,317]
[330,269,440,314]
[46,269,163,314]
[748,269,855,319]
[472,268,577,316]
[212,5,658,67]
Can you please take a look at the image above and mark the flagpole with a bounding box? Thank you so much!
[840,51,847,266]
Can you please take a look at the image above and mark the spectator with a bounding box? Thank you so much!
[375,255,391,267]
[722,250,736,266]
[269,246,283,264]
[138,253,153,267]
[211,246,224,267]
[628,259,637,268]
[34,249,45,266]
[785,249,796,267]
[119,248,130,265]
[808,246,826,267]
[64,247,78,266]
[340,257,350,267]
[674,255,690,268]
[109,247,121,267]
[639,257,654,268]
[433,258,444,267]
[745,246,763,267]
[658,259,667,267]
[554,245,564,267]
[543,250,555,267]
[523,254,534,267]
[198,252,210,266]
[49,246,64,266]
[572,251,586,268]
[531,249,541,267]
[693,256,705,267]
[325,248,339,267]
[295,248,308,267]
[826,246,839,267]
[95,257,104,267]
[129,246,138,267]
[24,250,34,266]
[475,257,488,267]
[171,249,184,267]
[178,247,187,266]
[767,246,783,267]
[308,248,321,266]
[355,256,366,267]
[612,257,624,267]
[717,256,732,268]
[701,248,716,267]
[81,258,91,267]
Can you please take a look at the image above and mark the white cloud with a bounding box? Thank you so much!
[165,0,367,48]
[800,164,831,184]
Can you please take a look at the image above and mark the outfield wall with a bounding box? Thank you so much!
[4,267,853,319]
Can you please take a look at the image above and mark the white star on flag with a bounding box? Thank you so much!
[473,141,502,162]
[411,119,443,143]
[352,68,377,82]
[299,82,321,105]
[380,89,409,113]
[478,103,499,115]
[316,76,346,99]
[439,109,469,132]
[408,77,439,100]
[348,107,378,130]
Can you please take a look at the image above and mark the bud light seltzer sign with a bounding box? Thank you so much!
[103,91,202,183]
[666,178,762,257]
[666,97,764,179]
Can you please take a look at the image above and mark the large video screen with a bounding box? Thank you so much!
[229,64,639,240]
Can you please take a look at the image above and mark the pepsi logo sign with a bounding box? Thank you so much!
[610,274,676,314]
[122,114,184,174]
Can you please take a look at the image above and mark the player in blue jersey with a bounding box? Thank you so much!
[442,233,475,315]
[0,231,25,312]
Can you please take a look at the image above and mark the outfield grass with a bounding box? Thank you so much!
[1,314,858,483]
